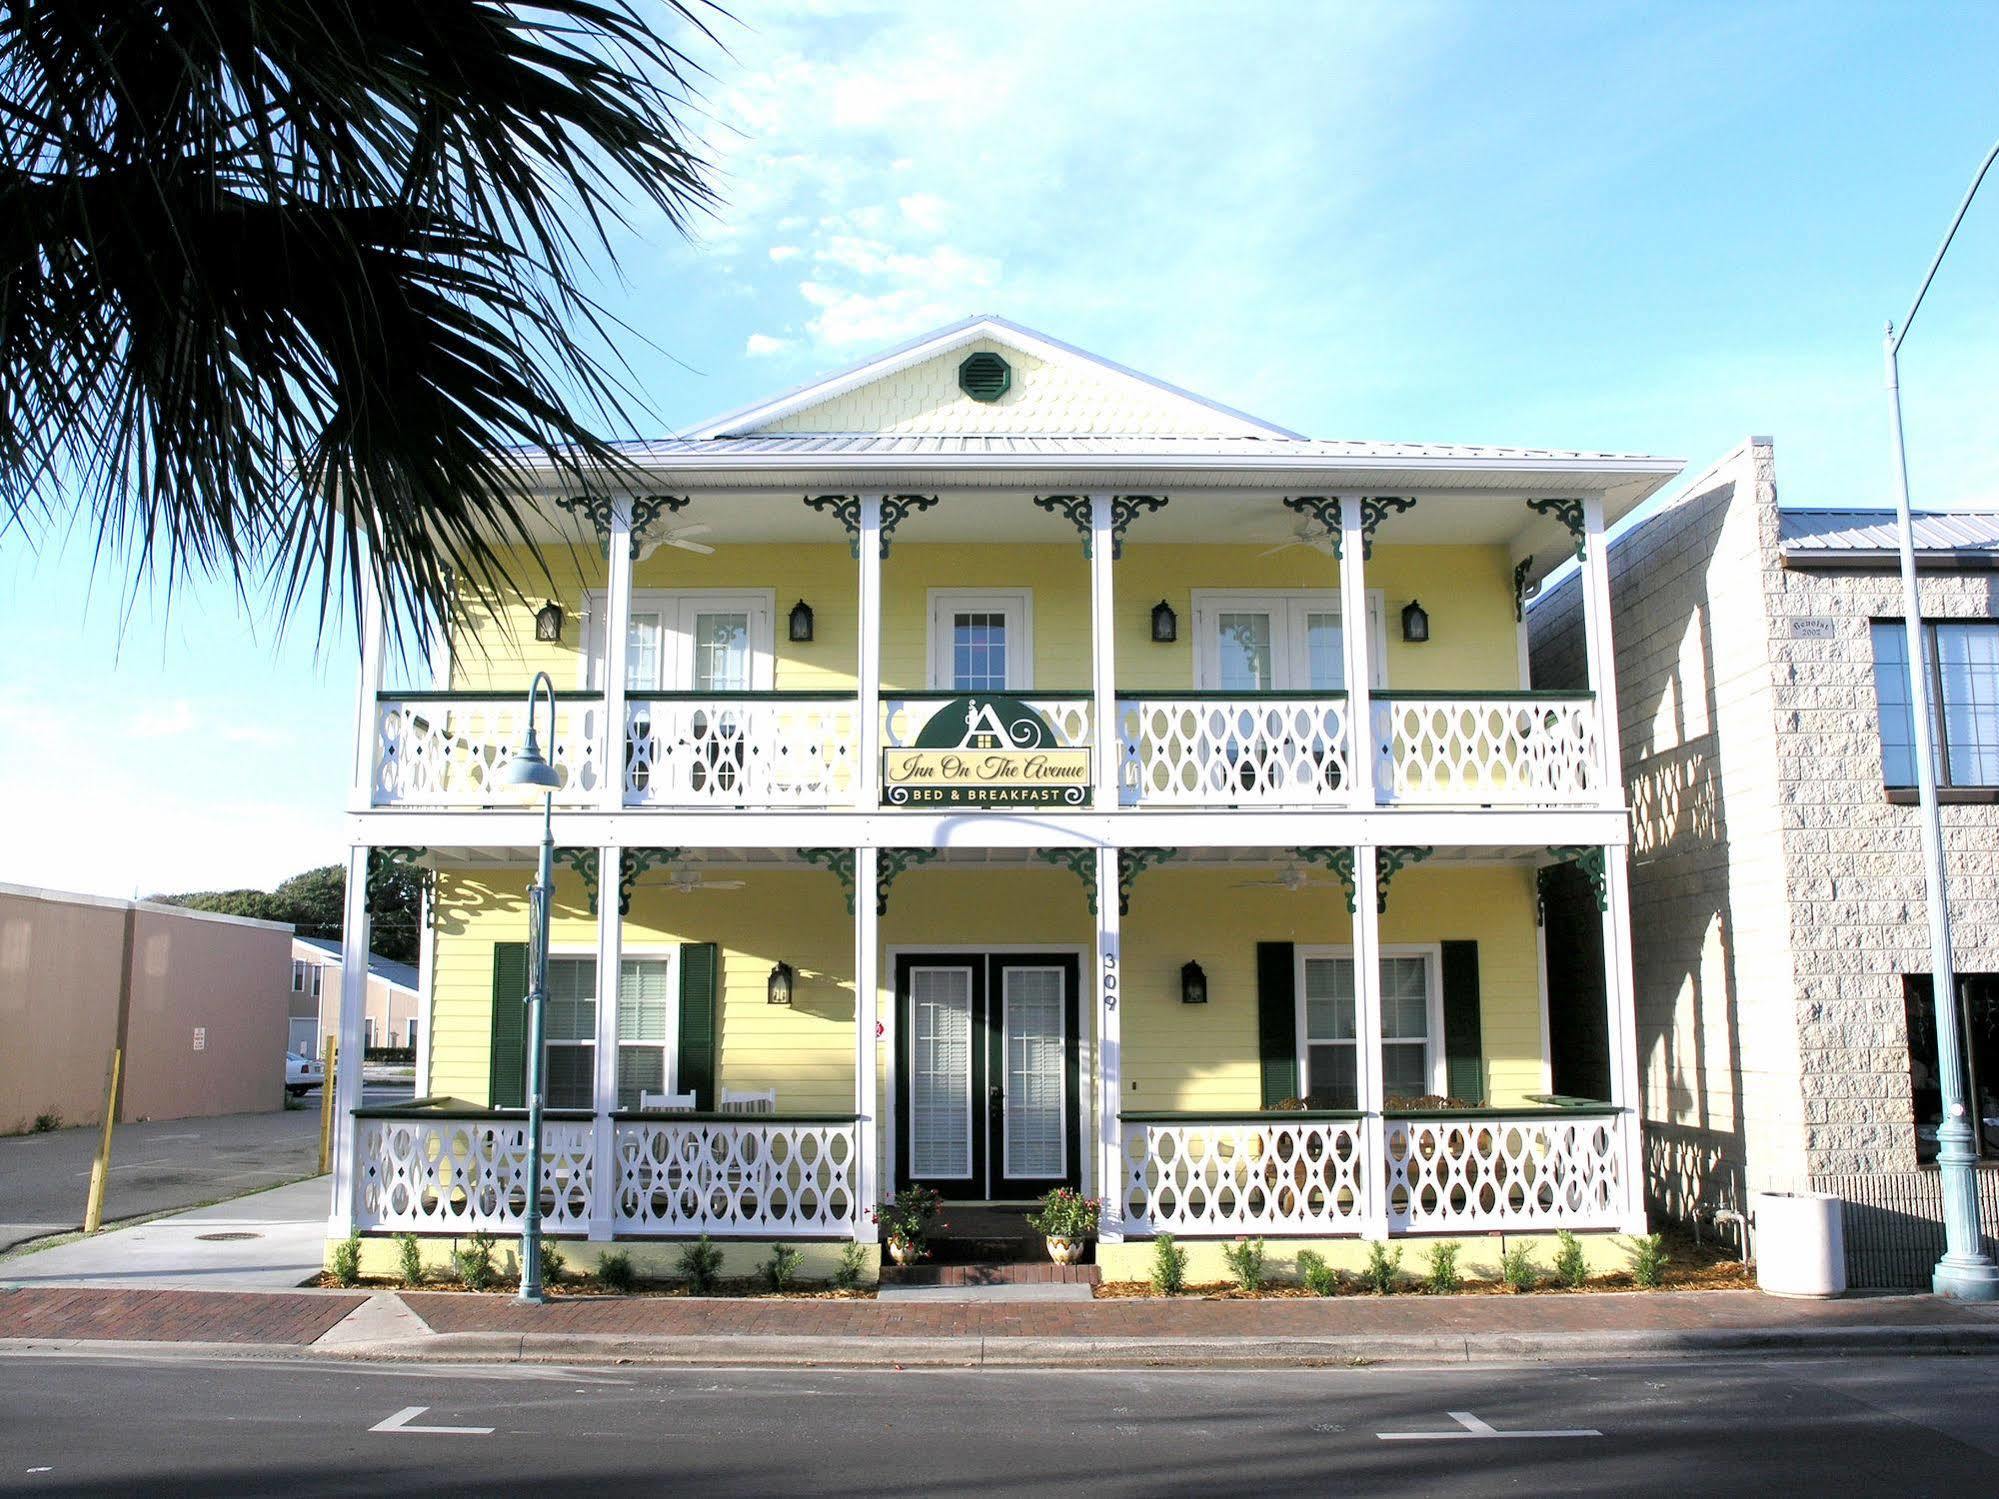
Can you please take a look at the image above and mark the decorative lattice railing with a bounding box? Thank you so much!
[1120,1113,1368,1235]
[1371,692,1601,805]
[624,694,858,808]
[1117,694,1350,806]
[611,1115,860,1236]
[355,1111,595,1233]
[373,692,604,808]
[1384,1110,1624,1232]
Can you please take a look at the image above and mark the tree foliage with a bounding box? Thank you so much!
[155,859,422,965]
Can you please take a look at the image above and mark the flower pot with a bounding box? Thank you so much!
[887,1237,918,1266]
[1046,1235,1084,1265]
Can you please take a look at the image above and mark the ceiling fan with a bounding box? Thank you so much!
[661,865,746,894]
[636,523,716,559]
[1231,862,1339,892]
[1257,521,1339,559]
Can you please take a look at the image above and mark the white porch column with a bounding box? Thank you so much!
[1089,494,1118,809]
[347,571,387,813]
[856,497,884,810]
[414,882,436,1095]
[602,497,635,811]
[1351,844,1390,1239]
[1578,493,1622,795]
[853,845,881,1240]
[1095,847,1124,1242]
[1601,844,1649,1231]
[1337,496,1377,807]
[589,845,622,1240]
[327,843,372,1236]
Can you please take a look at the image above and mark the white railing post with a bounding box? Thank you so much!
[853,844,881,1240]
[1579,493,1622,797]
[349,571,387,811]
[603,496,635,810]
[589,843,622,1239]
[1095,846,1124,1242]
[1351,844,1390,1238]
[328,843,372,1236]
[1338,496,1377,807]
[1089,494,1118,810]
[414,881,436,1096]
[856,497,884,810]
[1601,843,1649,1232]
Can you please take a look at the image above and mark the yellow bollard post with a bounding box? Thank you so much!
[83,1048,123,1234]
[317,1036,337,1175]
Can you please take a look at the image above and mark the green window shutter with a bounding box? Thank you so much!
[1256,942,1299,1108]
[1440,940,1485,1105]
[678,942,719,1110]
[488,942,528,1108]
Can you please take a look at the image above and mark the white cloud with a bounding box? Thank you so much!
[898,193,948,233]
[127,699,198,739]
[767,245,803,263]
[745,332,795,357]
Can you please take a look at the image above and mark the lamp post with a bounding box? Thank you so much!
[1884,137,1999,1301]
[504,671,562,1304]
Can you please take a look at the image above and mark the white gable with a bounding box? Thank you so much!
[695,317,1297,441]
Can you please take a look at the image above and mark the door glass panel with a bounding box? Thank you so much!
[910,968,973,1178]
[1302,610,1345,691]
[691,611,752,692]
[1215,612,1275,691]
[1002,968,1064,1180]
[625,611,663,691]
[952,612,1008,691]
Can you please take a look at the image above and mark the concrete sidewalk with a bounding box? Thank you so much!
[5,1284,1999,1369]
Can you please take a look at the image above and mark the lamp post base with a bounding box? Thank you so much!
[516,1285,546,1306]
[1933,1253,1999,1302]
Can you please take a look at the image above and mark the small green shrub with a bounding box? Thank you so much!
[330,1234,362,1288]
[1424,1241,1463,1295]
[763,1242,803,1292]
[395,1232,424,1288]
[1296,1248,1339,1297]
[452,1230,497,1291]
[1150,1233,1187,1295]
[1499,1242,1539,1292]
[1553,1230,1589,1289]
[833,1242,868,1291]
[32,1112,60,1134]
[1221,1236,1267,1293]
[678,1234,725,1294]
[1627,1232,1669,1288]
[1362,1241,1403,1295]
[596,1250,636,1293]
[538,1241,567,1286]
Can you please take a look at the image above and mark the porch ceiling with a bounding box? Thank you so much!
[417,844,1572,872]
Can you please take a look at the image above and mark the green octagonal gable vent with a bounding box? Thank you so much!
[957,350,1013,402]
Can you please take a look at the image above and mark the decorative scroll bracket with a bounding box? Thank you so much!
[798,847,857,916]
[1279,496,1342,560]
[1539,844,1607,918]
[1116,846,1180,917]
[1033,493,1092,555]
[1291,845,1357,914]
[1513,557,1536,622]
[556,493,691,560]
[1374,845,1433,914]
[554,847,599,915]
[804,494,862,559]
[876,848,939,916]
[365,847,432,923]
[879,493,939,557]
[1359,496,1417,559]
[1527,496,1587,562]
[1035,848,1099,915]
[620,847,682,916]
[1034,495,1170,559]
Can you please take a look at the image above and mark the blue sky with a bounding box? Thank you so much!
[4,0,1997,899]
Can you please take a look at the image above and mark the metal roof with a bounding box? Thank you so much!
[600,431,1676,465]
[295,935,420,992]
[1780,508,1999,565]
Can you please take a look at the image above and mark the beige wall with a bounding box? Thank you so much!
[0,884,291,1132]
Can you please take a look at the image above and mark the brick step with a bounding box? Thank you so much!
[879,1262,1101,1288]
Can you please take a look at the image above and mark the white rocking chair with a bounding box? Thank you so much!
[639,1090,698,1112]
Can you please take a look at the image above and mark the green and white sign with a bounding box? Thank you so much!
[883,696,1091,807]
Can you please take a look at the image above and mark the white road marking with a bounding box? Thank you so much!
[370,1405,493,1436]
[1377,1411,1601,1441]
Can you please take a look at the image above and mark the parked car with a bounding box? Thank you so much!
[286,1051,325,1098]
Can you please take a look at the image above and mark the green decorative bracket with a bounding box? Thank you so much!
[1374,845,1432,913]
[797,848,857,915]
[1035,848,1099,915]
[365,847,431,921]
[556,493,690,560]
[554,847,599,914]
[1359,496,1416,559]
[1514,557,1536,622]
[1280,496,1342,559]
[876,848,939,916]
[1540,845,1607,916]
[879,494,939,557]
[620,847,682,916]
[1116,847,1180,916]
[1034,495,1169,559]
[1291,845,1357,913]
[1528,496,1587,561]
[1033,493,1092,554]
[804,494,861,558]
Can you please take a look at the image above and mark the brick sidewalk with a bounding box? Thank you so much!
[0,1287,365,1345]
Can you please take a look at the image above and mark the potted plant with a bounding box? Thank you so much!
[1026,1187,1101,1264]
[873,1185,943,1265]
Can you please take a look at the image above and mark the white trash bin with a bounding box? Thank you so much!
[1752,1190,1846,1298]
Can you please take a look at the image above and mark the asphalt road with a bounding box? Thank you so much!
[1,1353,1996,1496]
[0,1082,412,1249]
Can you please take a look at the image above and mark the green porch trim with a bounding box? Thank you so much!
[365,846,430,921]
[1116,846,1179,916]
[554,847,599,914]
[1540,845,1607,916]
[1389,1104,1620,1120]
[1370,689,1595,701]
[1288,846,1430,915]
[1513,557,1535,621]
[610,1110,863,1124]
[1116,688,1350,701]
[876,847,939,915]
[621,847,682,915]
[377,688,604,703]
[555,492,692,560]
[803,493,860,557]
[1119,1109,1367,1124]
[1279,495,1342,558]
[879,493,939,557]
[1527,495,1587,560]
[356,1102,596,1121]
[1034,848,1099,914]
[1359,495,1416,556]
[626,690,860,702]
[797,847,857,915]
[886,688,1094,701]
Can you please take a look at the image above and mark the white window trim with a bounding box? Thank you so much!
[926,589,1034,691]
[999,963,1068,1183]
[1189,589,1388,690]
[907,962,977,1181]
[545,944,678,1109]
[579,589,777,692]
[1293,943,1446,1102]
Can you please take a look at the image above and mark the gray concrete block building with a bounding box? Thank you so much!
[1530,436,1999,1285]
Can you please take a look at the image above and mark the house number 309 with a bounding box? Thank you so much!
[1102,950,1117,1011]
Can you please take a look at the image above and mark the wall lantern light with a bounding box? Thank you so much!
[1180,960,1208,1005]
[788,599,815,643]
[767,960,795,1006]
[1151,599,1178,644]
[534,601,564,643]
[1401,598,1431,644]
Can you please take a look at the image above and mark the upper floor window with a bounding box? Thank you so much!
[1191,591,1384,692]
[591,591,774,694]
[292,960,306,992]
[929,591,1031,691]
[1870,620,1999,787]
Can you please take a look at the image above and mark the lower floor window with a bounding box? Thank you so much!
[1301,952,1437,1109]
[543,954,673,1110]
[1905,974,1999,1162]
[616,956,672,1109]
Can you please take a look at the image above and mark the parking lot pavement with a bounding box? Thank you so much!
[0,1081,410,1250]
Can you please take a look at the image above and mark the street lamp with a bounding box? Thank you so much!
[1884,137,1999,1301]
[504,671,562,1304]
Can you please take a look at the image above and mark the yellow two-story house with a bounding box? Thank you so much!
[326,316,1682,1281]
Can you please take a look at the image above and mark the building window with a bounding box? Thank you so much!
[1297,951,1439,1109]
[406,1018,419,1050]
[363,1017,375,1049]
[292,960,306,992]
[1904,974,1999,1163]
[543,957,598,1109]
[928,591,1031,691]
[1872,620,1999,787]
[311,966,323,998]
[616,958,673,1109]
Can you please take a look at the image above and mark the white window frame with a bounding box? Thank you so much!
[539,950,602,1110]
[1190,589,1387,691]
[613,948,679,1111]
[926,589,1033,692]
[1294,944,1445,1105]
[581,589,777,693]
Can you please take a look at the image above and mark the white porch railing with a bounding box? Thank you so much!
[373,692,604,808]
[624,693,858,808]
[1384,1110,1625,1232]
[611,1115,860,1236]
[1372,692,1601,805]
[355,1110,596,1233]
[1117,694,1350,806]
[1120,1113,1368,1235]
